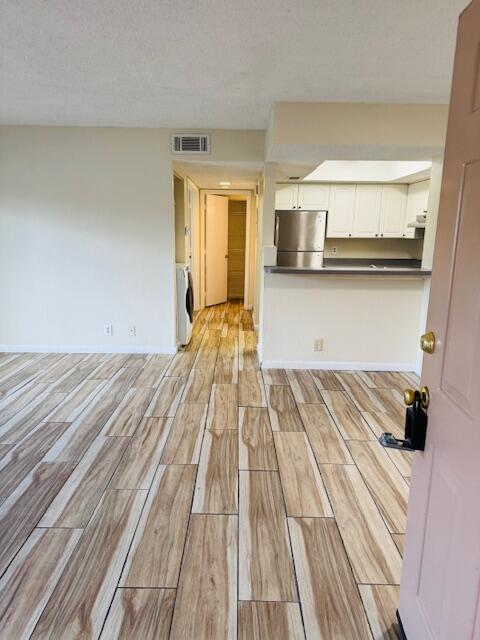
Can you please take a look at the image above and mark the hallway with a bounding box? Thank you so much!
[0,301,412,638]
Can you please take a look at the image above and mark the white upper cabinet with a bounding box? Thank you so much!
[276,182,413,238]
[275,184,299,210]
[326,185,356,237]
[405,180,430,238]
[297,184,330,210]
[275,183,330,210]
[352,184,382,237]
[379,184,408,237]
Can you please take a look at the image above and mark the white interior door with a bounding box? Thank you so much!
[399,2,480,638]
[205,194,228,307]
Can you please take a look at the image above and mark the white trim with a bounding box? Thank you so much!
[187,178,201,311]
[0,344,178,355]
[243,195,252,307]
[261,360,416,372]
[415,278,431,376]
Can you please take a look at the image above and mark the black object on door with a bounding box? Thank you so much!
[379,388,428,452]
[186,271,194,323]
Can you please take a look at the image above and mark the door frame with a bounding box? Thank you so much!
[199,189,254,310]
[173,171,202,311]
[186,178,201,310]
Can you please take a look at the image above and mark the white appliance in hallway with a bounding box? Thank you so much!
[176,263,193,346]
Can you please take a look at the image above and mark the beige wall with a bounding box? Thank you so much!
[0,115,441,360]
[0,125,176,352]
[268,103,449,161]
[262,274,426,369]
[172,129,265,163]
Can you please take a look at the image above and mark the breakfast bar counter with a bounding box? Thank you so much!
[264,258,432,277]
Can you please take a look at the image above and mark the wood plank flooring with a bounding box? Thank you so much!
[0,301,412,638]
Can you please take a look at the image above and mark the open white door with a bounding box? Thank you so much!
[205,194,228,306]
[398,2,480,638]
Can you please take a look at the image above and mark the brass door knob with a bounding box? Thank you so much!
[403,386,430,409]
[420,386,430,409]
[421,331,436,354]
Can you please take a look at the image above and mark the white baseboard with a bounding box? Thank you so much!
[261,360,416,372]
[0,344,178,355]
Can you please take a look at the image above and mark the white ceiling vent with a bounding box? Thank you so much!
[172,134,210,154]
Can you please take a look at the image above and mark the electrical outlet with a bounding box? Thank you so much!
[104,324,113,337]
[129,325,137,337]
[331,246,338,255]
[314,338,324,352]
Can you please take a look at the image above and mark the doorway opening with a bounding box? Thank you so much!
[201,189,254,310]
[226,197,247,300]
[173,174,187,266]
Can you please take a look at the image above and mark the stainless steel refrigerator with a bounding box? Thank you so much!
[274,210,327,267]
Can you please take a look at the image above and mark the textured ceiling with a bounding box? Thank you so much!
[0,0,466,129]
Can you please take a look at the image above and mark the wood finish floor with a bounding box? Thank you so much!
[0,301,416,639]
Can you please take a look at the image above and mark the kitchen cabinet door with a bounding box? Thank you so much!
[275,184,299,209]
[352,184,382,237]
[379,185,408,237]
[297,184,330,210]
[404,180,429,238]
[326,184,356,237]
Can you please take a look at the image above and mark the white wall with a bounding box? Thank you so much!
[255,162,276,345]
[262,274,426,370]
[0,126,176,353]
[422,156,444,269]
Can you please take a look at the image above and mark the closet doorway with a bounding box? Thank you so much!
[201,190,253,309]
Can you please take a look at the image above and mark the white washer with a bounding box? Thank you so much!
[175,263,193,346]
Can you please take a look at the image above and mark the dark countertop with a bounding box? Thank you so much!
[264,258,432,277]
